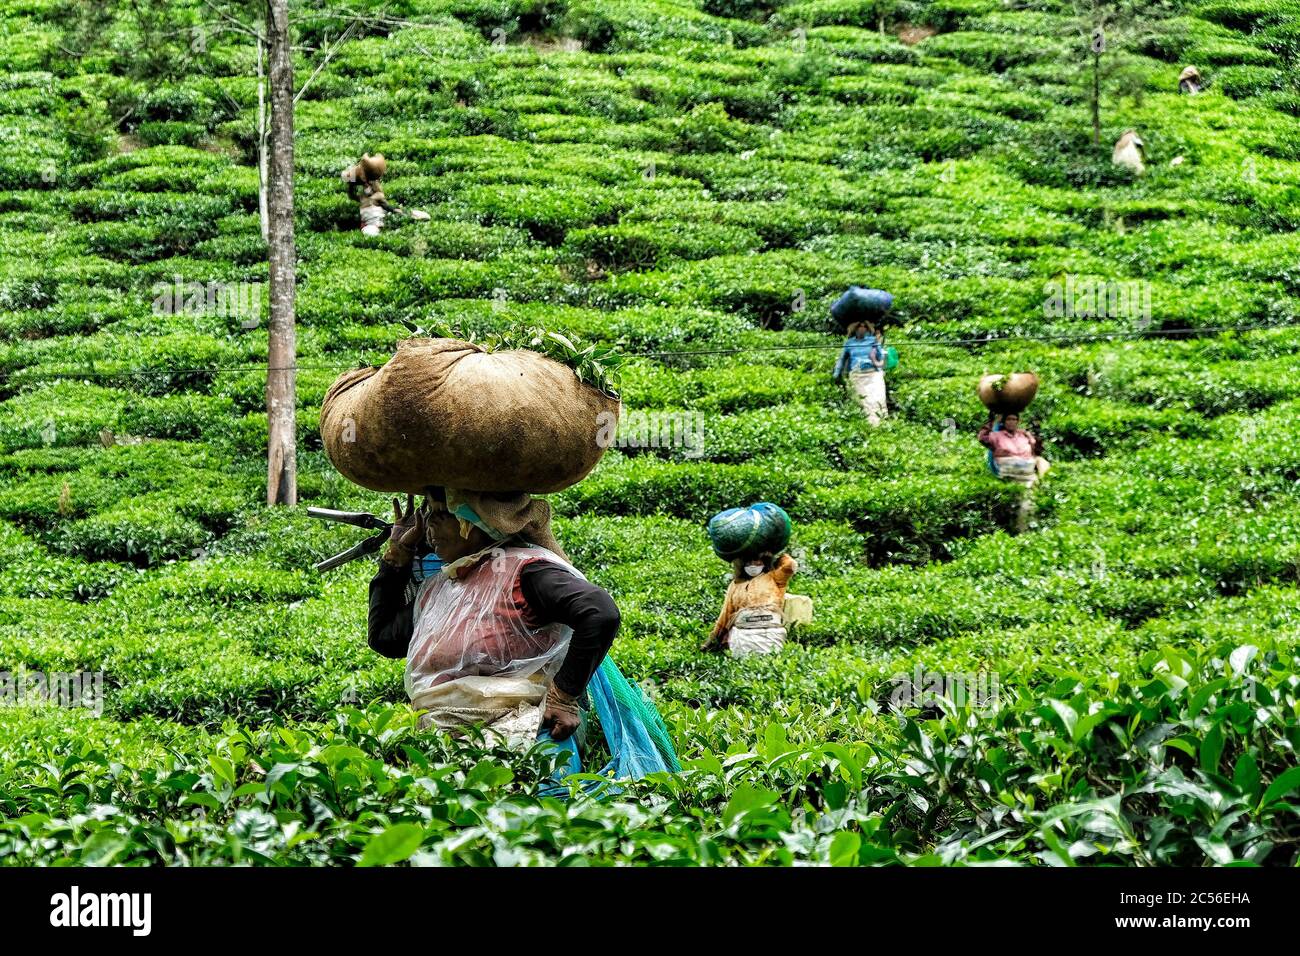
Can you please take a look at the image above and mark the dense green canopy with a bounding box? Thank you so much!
[1,0,1298,865]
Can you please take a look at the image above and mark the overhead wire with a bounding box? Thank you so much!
[1,316,1297,384]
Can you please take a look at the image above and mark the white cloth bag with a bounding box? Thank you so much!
[360,204,386,236]
[728,608,786,658]
[849,368,888,425]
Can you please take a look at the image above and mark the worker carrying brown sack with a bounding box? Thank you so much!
[1179,66,1203,95]
[341,152,430,236]
[365,485,680,781]
[368,487,606,742]
[979,412,1049,486]
[331,336,676,783]
[977,372,1049,487]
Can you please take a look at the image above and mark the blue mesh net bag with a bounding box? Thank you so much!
[538,657,680,798]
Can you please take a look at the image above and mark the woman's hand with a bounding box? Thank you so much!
[382,493,424,567]
[541,686,581,741]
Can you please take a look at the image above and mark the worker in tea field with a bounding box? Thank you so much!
[833,322,889,425]
[1179,66,1203,95]
[1112,130,1146,175]
[368,488,678,780]
[342,153,430,237]
[978,412,1050,487]
[703,551,799,657]
[702,503,798,657]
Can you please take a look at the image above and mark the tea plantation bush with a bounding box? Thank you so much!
[1,0,1299,866]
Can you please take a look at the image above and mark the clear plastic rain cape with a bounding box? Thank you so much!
[404,543,679,791]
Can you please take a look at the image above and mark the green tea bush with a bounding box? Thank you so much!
[563,221,763,269]
[919,31,1068,72]
[1213,65,1289,98]
[865,641,1300,865]
[53,495,211,566]
[2,0,1299,867]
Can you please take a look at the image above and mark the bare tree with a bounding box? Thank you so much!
[257,29,269,241]
[1069,0,1175,145]
[265,0,296,506]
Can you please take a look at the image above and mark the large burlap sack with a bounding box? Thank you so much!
[342,152,386,185]
[320,338,620,494]
[978,372,1039,415]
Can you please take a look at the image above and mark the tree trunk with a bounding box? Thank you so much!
[1091,50,1101,146]
[257,33,268,242]
[265,0,296,506]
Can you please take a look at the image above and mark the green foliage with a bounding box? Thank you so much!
[1,0,1298,867]
[407,319,628,397]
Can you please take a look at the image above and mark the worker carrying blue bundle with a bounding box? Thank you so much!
[833,323,893,425]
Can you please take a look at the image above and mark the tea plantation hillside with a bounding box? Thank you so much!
[2,0,1300,865]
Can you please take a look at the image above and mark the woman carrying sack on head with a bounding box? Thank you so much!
[833,322,889,426]
[978,412,1050,487]
[342,153,430,237]
[701,503,798,658]
[703,552,799,657]
[367,487,678,784]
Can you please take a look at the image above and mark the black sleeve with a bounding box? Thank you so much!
[520,563,621,698]
[367,559,415,658]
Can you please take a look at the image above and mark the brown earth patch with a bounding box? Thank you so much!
[897,24,937,46]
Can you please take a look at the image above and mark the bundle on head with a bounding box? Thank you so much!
[831,287,893,328]
[1112,131,1145,173]
[978,372,1039,415]
[320,337,621,495]
[342,152,387,186]
[360,153,386,181]
[707,502,792,562]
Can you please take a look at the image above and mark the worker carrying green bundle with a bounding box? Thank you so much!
[342,152,430,237]
[701,503,799,657]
